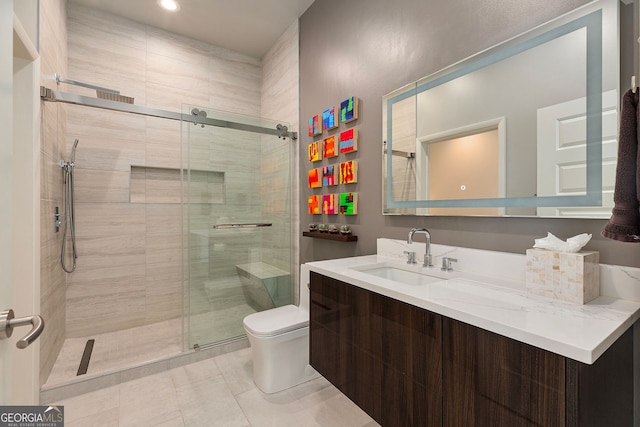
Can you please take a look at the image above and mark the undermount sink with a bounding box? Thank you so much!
[351,262,451,286]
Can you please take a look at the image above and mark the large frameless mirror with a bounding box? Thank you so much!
[383,0,629,217]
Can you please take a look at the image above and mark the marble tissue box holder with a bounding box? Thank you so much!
[525,249,600,304]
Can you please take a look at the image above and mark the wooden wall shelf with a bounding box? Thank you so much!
[303,231,357,242]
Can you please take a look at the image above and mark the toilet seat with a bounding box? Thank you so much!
[243,304,308,338]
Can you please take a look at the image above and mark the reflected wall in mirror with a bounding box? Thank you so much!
[383,0,628,217]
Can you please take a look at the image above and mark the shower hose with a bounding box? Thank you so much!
[61,139,79,273]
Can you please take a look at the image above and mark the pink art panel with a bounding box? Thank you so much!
[322,194,337,215]
[322,164,338,187]
[339,128,358,154]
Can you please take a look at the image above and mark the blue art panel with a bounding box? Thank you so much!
[323,106,338,131]
[340,96,358,123]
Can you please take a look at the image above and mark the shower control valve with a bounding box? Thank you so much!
[54,207,62,232]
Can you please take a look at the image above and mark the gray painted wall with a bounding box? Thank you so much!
[299,0,640,268]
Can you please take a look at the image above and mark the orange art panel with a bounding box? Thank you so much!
[308,168,321,188]
[339,160,358,184]
[308,141,322,162]
[323,136,337,159]
[308,195,320,214]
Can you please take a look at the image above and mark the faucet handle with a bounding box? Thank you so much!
[423,254,432,268]
[441,257,458,272]
[404,251,416,264]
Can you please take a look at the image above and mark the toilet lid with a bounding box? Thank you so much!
[243,304,308,337]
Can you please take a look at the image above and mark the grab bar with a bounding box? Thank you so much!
[212,223,273,229]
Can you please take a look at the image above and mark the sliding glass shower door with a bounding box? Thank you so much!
[182,106,293,349]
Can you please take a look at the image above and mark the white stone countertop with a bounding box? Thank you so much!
[306,252,640,365]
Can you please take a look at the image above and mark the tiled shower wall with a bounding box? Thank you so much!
[39,0,68,387]
[63,3,265,338]
[38,0,300,373]
[261,21,300,300]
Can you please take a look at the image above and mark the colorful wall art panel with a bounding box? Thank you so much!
[308,115,322,136]
[308,141,322,162]
[339,128,358,154]
[322,106,338,131]
[308,195,320,214]
[323,136,337,159]
[340,96,358,123]
[322,194,337,215]
[308,168,321,188]
[339,192,358,215]
[322,164,338,187]
[339,160,358,184]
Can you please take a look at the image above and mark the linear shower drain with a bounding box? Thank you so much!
[77,339,95,376]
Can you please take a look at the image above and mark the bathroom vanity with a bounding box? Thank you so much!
[306,240,640,427]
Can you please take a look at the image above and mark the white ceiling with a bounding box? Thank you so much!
[69,0,315,59]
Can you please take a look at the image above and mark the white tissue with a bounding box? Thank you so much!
[532,232,592,253]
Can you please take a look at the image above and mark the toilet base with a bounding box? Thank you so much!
[246,326,320,394]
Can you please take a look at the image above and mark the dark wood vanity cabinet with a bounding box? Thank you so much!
[443,318,634,427]
[443,318,566,426]
[310,272,635,427]
[309,271,443,426]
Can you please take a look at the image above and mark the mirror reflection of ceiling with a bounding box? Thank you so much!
[383,0,627,218]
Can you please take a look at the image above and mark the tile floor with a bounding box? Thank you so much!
[51,347,379,427]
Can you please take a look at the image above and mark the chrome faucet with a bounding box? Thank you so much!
[441,257,458,272]
[407,227,432,267]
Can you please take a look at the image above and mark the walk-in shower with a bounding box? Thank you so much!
[40,86,295,398]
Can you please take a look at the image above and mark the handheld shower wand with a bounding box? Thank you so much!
[60,139,79,273]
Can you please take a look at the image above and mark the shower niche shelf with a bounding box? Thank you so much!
[129,165,224,204]
[303,231,357,242]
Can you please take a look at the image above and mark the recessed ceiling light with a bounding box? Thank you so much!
[159,0,179,11]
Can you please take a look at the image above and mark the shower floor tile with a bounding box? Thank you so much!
[44,318,183,389]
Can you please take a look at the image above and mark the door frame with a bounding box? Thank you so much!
[1,2,41,404]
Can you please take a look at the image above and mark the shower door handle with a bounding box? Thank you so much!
[212,223,273,229]
[0,309,45,349]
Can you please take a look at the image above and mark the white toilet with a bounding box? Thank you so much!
[242,265,319,394]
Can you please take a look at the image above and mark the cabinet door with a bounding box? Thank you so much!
[443,318,566,427]
[565,325,634,427]
[310,272,442,426]
[368,288,442,427]
[309,271,360,396]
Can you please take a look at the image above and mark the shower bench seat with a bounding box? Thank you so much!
[236,262,291,311]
